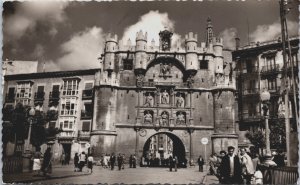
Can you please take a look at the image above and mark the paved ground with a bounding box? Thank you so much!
[3,164,219,184]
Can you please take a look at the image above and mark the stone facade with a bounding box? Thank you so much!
[91,19,237,164]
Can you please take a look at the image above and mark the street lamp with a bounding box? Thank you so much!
[24,107,36,152]
[260,89,276,166]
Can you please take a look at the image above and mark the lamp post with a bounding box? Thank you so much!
[24,107,36,152]
[260,89,276,166]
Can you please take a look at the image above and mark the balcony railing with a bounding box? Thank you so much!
[78,131,90,140]
[5,94,15,103]
[60,110,77,116]
[16,93,31,98]
[34,91,45,101]
[261,64,281,73]
[241,113,263,122]
[82,89,93,99]
[242,88,260,95]
[49,91,60,100]
[58,131,76,138]
[142,81,188,88]
[81,111,92,119]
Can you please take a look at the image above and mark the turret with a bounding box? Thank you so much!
[185,32,198,72]
[135,30,148,70]
[206,17,214,46]
[104,33,118,72]
[213,37,224,74]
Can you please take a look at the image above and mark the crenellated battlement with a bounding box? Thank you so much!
[185,32,198,43]
[136,30,148,41]
[106,33,118,43]
[212,37,223,46]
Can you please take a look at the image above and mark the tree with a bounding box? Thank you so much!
[245,130,266,155]
[270,119,286,150]
[11,103,27,142]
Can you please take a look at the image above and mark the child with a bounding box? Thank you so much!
[253,168,263,185]
[87,155,94,173]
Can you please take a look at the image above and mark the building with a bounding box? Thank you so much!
[233,37,299,165]
[148,134,173,159]
[3,18,238,165]
[90,18,237,165]
[3,69,98,160]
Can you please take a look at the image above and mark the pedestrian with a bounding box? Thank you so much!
[217,151,227,183]
[253,166,263,185]
[169,155,174,172]
[41,148,52,176]
[117,153,123,170]
[129,155,133,168]
[66,153,70,165]
[87,154,94,173]
[240,148,255,184]
[74,153,79,172]
[219,146,242,184]
[110,153,116,170]
[133,154,137,168]
[174,156,178,172]
[208,153,218,175]
[197,155,204,172]
[251,153,260,172]
[61,153,65,165]
[122,154,126,169]
[32,150,42,176]
[78,151,87,172]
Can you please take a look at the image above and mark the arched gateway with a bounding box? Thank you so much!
[90,28,238,165]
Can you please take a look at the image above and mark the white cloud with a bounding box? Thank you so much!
[250,20,299,42]
[4,1,69,40]
[50,26,105,71]
[31,44,45,59]
[219,28,237,50]
[121,10,178,45]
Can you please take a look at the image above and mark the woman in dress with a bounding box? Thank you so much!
[41,148,52,176]
[74,153,79,171]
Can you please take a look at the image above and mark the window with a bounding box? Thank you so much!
[200,60,208,69]
[62,79,79,96]
[7,87,15,100]
[123,59,133,70]
[59,117,75,131]
[61,98,77,116]
[82,121,90,131]
[16,82,32,98]
[49,121,56,128]
[84,82,93,90]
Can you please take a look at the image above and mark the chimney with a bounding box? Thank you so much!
[235,37,240,50]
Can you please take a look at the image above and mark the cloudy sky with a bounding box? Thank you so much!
[2,0,299,72]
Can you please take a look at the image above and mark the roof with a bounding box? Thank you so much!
[4,68,100,81]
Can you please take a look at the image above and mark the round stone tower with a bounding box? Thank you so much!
[104,33,118,72]
[185,32,198,72]
[135,30,148,70]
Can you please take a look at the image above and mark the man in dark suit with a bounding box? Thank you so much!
[219,146,242,184]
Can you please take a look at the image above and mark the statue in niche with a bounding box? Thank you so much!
[186,75,194,88]
[160,112,169,126]
[161,90,169,104]
[160,63,172,76]
[176,94,184,108]
[144,93,154,107]
[136,74,144,87]
[176,112,185,125]
[144,111,153,124]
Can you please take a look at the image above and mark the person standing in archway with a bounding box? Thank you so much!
[174,156,178,172]
[169,155,174,172]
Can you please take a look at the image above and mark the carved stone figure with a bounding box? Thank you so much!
[144,94,154,107]
[144,111,153,124]
[176,95,184,108]
[176,112,185,125]
[187,75,194,88]
[160,63,172,77]
[136,74,144,87]
[160,112,169,126]
[161,90,169,104]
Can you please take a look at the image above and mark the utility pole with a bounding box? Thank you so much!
[279,0,291,166]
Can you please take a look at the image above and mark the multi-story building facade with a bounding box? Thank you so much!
[233,37,299,165]
[3,69,98,160]
[3,19,238,165]
[148,134,173,159]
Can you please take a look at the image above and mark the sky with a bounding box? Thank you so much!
[2,0,299,72]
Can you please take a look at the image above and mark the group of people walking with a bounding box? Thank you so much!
[208,146,285,184]
[168,155,179,172]
[98,153,137,170]
[32,148,52,177]
[74,152,94,173]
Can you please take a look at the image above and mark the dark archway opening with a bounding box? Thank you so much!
[141,132,187,168]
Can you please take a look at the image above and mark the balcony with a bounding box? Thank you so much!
[240,113,263,123]
[5,94,15,103]
[16,92,31,99]
[261,64,281,76]
[82,89,93,99]
[58,131,76,139]
[242,88,260,96]
[34,91,45,101]
[78,131,90,141]
[81,111,92,120]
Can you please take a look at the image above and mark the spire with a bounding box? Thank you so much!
[206,17,214,45]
